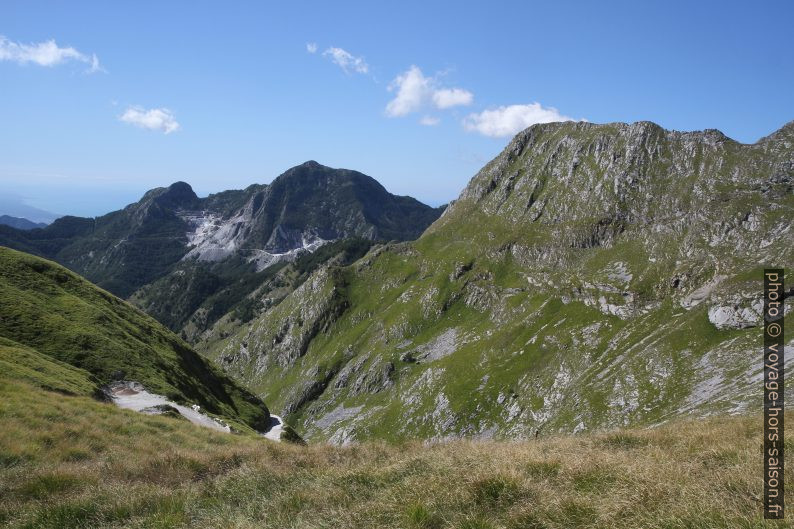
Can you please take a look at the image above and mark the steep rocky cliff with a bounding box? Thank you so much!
[205,120,794,443]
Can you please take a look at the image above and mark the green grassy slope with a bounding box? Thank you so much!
[0,365,789,528]
[0,338,96,397]
[0,246,270,431]
[205,121,794,442]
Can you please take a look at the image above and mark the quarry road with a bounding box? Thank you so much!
[108,381,285,441]
[109,382,231,433]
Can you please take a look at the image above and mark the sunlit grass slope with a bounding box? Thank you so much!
[0,363,789,528]
[0,246,269,431]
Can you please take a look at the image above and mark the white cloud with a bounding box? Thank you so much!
[432,88,473,109]
[322,47,368,74]
[306,42,318,54]
[462,102,578,137]
[0,35,103,73]
[385,66,473,117]
[385,66,429,116]
[419,116,440,126]
[119,107,180,134]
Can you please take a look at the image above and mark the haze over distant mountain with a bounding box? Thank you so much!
[0,195,61,224]
[205,120,794,443]
[0,215,47,230]
[0,162,444,299]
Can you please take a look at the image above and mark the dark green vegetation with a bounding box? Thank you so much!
[0,182,203,298]
[0,161,442,299]
[206,121,794,442]
[1,364,789,528]
[0,246,270,432]
[130,237,376,340]
[131,256,289,335]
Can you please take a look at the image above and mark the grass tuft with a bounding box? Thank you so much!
[471,475,522,507]
[407,503,443,529]
[524,460,561,480]
[598,432,649,450]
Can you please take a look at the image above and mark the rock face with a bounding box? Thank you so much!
[206,120,794,443]
[184,161,444,263]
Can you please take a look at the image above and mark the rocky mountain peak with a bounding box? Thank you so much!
[436,119,790,236]
[156,181,199,209]
[273,161,366,188]
[135,181,199,212]
[279,160,332,177]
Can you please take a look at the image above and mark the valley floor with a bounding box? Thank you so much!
[0,377,791,529]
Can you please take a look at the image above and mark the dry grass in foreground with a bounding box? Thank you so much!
[0,377,791,529]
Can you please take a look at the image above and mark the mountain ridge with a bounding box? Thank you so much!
[203,119,793,443]
[0,162,443,298]
[0,215,47,230]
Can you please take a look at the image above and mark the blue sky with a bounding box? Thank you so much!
[1,1,792,218]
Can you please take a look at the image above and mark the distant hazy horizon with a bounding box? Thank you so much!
[0,160,457,220]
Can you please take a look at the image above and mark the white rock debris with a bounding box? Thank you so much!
[707,299,763,330]
[179,210,331,270]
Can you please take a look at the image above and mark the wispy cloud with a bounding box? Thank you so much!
[463,102,579,137]
[0,35,103,73]
[322,47,368,74]
[419,116,440,126]
[306,42,318,54]
[385,66,472,117]
[119,107,180,134]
